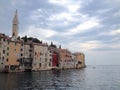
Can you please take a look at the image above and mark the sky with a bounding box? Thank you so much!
[0,0,120,65]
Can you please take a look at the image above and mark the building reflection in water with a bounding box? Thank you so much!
[0,70,80,90]
[0,73,17,90]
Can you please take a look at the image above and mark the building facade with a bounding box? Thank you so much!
[48,46,59,69]
[5,40,21,71]
[0,34,7,71]
[19,42,33,71]
[58,49,75,69]
[74,52,86,68]
[32,43,52,71]
[0,11,86,72]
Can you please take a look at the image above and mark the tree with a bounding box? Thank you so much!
[21,35,27,42]
[50,41,57,48]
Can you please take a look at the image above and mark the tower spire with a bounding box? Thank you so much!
[12,9,18,40]
[13,10,18,24]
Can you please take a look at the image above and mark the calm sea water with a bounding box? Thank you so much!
[0,65,120,90]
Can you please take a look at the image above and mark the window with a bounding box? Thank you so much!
[3,38,5,42]
[21,53,23,56]
[7,53,9,56]
[2,57,4,60]
[39,63,41,67]
[49,62,51,66]
[29,49,32,52]
[17,59,19,62]
[6,58,8,62]
[35,52,36,55]
[30,44,32,48]
[21,43,23,46]
[7,47,9,50]
[50,59,52,62]
[78,61,82,64]
[21,48,23,51]
[3,50,5,54]
[29,54,31,57]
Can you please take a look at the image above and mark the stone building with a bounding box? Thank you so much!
[0,34,8,71]
[32,43,52,71]
[74,52,86,68]
[19,42,33,71]
[58,48,75,69]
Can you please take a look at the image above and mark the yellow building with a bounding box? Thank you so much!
[74,52,86,68]
[5,40,21,71]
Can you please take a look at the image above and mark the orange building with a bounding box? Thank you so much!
[58,48,75,69]
[5,40,21,71]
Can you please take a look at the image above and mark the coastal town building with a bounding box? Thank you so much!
[5,40,21,71]
[19,42,33,71]
[48,43,59,69]
[32,43,52,71]
[0,10,86,72]
[58,48,75,69]
[74,52,86,68]
[0,34,7,71]
[52,51,59,68]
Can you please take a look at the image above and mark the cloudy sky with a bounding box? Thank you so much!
[0,0,120,65]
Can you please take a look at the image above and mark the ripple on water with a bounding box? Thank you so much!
[1,66,120,90]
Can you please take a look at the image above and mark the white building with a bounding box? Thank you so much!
[19,42,33,71]
[32,43,52,71]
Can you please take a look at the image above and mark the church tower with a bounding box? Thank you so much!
[12,10,18,40]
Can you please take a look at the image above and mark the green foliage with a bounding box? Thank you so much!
[21,36,42,43]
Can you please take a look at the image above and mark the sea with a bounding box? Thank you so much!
[0,65,120,90]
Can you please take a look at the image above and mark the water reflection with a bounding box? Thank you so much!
[0,73,18,90]
[52,70,60,77]
[0,69,81,90]
[0,66,120,90]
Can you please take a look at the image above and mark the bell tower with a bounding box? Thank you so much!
[12,10,18,40]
